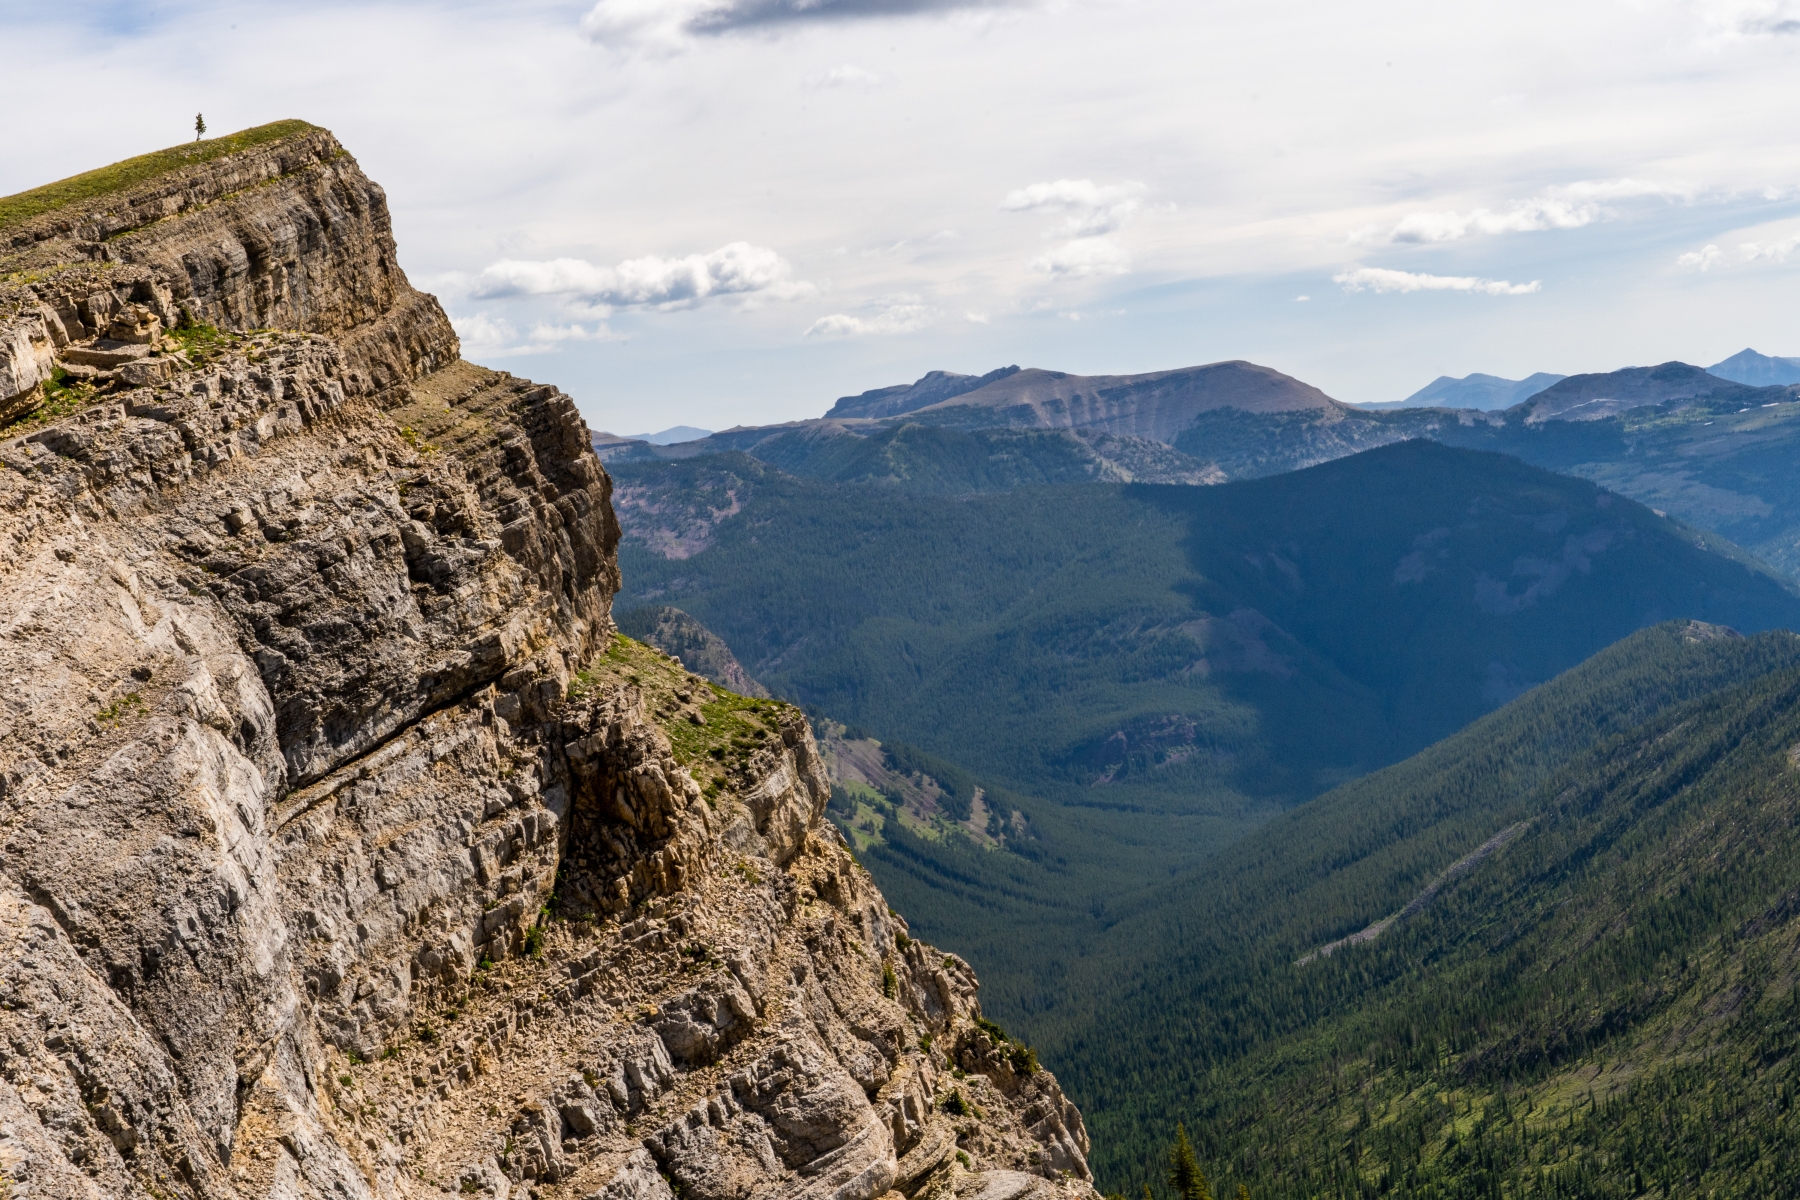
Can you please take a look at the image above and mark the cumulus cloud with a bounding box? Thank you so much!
[806,64,883,87]
[1029,238,1131,277]
[582,0,1020,49]
[804,303,939,336]
[1677,232,1800,269]
[1743,232,1800,261]
[1367,179,1693,245]
[471,242,812,309]
[1678,244,1725,270]
[1002,178,1146,237]
[452,313,617,356]
[1333,267,1541,296]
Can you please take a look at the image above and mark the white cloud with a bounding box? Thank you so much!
[1029,238,1131,277]
[529,322,617,342]
[581,0,1023,49]
[1677,232,1800,269]
[1742,232,1800,261]
[1002,179,1146,237]
[471,243,812,309]
[1333,267,1541,296]
[804,303,939,336]
[1692,0,1800,38]
[1295,295,1311,301]
[1369,179,1693,244]
[452,313,616,356]
[1678,244,1724,270]
[806,64,883,87]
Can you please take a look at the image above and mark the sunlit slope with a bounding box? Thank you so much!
[1044,622,1800,1195]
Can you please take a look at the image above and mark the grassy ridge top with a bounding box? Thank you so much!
[0,119,322,232]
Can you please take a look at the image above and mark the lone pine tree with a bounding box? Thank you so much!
[1168,1124,1212,1200]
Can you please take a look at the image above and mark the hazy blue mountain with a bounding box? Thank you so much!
[1360,370,1566,410]
[1708,346,1800,386]
[625,424,713,444]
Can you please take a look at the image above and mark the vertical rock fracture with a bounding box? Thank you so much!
[0,122,1099,1200]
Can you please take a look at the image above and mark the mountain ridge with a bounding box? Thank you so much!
[0,122,1101,1200]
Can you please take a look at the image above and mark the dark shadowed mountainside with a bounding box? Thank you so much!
[608,441,1800,1050]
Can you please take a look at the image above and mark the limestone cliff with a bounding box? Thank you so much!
[0,125,1100,1200]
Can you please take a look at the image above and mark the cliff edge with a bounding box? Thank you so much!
[0,125,1099,1200]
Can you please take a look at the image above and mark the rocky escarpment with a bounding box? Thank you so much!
[0,127,1101,1200]
[1,121,454,424]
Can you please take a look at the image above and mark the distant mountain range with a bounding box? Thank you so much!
[1359,370,1567,411]
[593,355,1800,582]
[614,424,712,445]
[1708,346,1800,386]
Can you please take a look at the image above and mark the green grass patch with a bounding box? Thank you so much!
[581,634,798,795]
[0,120,320,232]
[163,318,239,365]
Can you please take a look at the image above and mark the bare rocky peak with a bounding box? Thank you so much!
[0,126,1098,1200]
[824,367,1023,421]
[894,360,1343,441]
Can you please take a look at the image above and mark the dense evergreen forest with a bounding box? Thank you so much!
[613,442,1800,1017]
[611,439,1800,1196]
[1039,622,1800,1193]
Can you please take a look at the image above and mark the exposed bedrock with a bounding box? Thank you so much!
[0,126,1099,1200]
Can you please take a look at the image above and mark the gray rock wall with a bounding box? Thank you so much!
[0,127,1102,1200]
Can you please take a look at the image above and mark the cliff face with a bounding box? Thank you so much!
[0,126,1099,1200]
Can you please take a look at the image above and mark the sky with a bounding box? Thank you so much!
[5,0,1799,434]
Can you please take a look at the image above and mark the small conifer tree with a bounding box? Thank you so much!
[1234,1186,1250,1200]
[195,113,207,141]
[1167,1124,1211,1200]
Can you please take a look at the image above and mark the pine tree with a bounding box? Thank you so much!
[1168,1124,1212,1200]
[1235,1186,1251,1200]
[195,113,207,141]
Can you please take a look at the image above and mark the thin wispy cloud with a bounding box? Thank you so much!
[1030,238,1131,277]
[806,64,883,87]
[1677,231,1800,269]
[1334,267,1541,296]
[452,313,619,357]
[1002,179,1145,237]
[805,302,939,336]
[1360,180,1693,245]
[582,0,1023,49]
[471,243,813,309]
[1692,0,1800,38]
[1002,179,1145,279]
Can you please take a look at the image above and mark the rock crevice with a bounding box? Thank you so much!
[0,126,1099,1200]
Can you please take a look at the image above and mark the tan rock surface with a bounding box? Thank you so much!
[0,125,1101,1200]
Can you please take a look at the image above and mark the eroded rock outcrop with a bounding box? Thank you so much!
[0,125,1099,1200]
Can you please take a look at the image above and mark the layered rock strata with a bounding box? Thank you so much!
[0,127,1099,1200]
